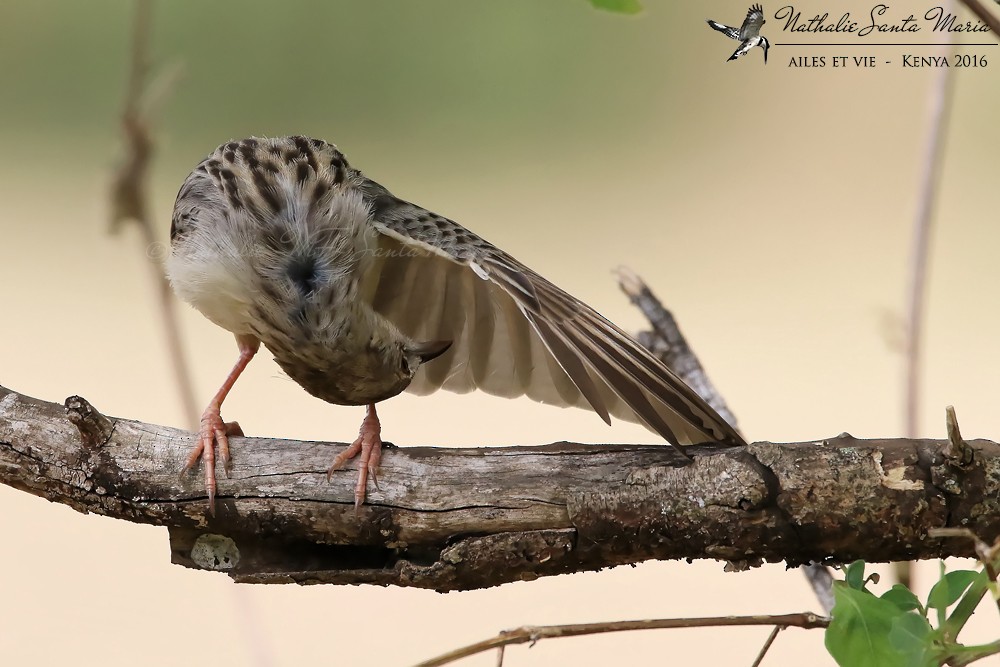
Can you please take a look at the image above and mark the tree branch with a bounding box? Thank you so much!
[2,383,998,590]
[617,267,837,612]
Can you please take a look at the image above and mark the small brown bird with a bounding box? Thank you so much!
[166,136,744,511]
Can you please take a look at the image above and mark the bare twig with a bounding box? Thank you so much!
[413,613,828,667]
[903,0,955,445]
[750,625,784,667]
[945,405,974,465]
[109,0,198,428]
[800,564,835,615]
[109,0,151,234]
[891,561,914,591]
[896,3,957,591]
[957,0,1000,35]
[616,266,738,429]
[109,4,274,665]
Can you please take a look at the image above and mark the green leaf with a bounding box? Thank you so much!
[826,583,913,667]
[588,0,643,14]
[845,560,868,590]
[881,584,923,613]
[941,570,990,641]
[888,612,936,667]
[927,570,979,610]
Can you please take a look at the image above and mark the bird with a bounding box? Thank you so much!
[165,136,745,512]
[707,4,770,64]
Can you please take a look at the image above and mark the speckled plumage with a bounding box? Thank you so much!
[168,137,421,405]
[167,136,744,510]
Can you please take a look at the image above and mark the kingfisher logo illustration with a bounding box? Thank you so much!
[707,4,772,63]
[703,5,994,70]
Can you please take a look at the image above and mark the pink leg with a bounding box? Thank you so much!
[327,404,383,509]
[182,333,260,514]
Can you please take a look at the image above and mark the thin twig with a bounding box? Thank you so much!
[903,0,955,442]
[972,542,1000,619]
[110,4,275,665]
[749,625,784,667]
[957,0,1000,35]
[414,614,828,667]
[944,405,975,465]
[897,0,957,591]
[800,564,835,615]
[616,266,738,430]
[110,0,198,428]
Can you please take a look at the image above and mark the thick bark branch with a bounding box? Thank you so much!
[1,384,997,591]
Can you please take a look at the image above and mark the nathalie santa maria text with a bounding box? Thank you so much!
[776,4,991,36]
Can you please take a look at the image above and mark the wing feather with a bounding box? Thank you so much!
[358,180,744,447]
[528,314,612,424]
[706,19,740,40]
[469,274,496,386]
[740,4,765,39]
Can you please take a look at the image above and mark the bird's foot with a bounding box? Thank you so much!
[181,405,244,515]
[327,405,382,509]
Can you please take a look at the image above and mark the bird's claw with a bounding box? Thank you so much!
[181,408,243,515]
[327,407,383,509]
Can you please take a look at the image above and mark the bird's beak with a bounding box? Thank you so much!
[763,43,769,64]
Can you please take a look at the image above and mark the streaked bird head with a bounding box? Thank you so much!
[760,36,770,63]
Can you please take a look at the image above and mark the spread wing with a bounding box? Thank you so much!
[739,4,765,39]
[356,178,744,448]
[729,40,755,61]
[706,19,740,41]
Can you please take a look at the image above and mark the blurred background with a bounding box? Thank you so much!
[1,1,998,665]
